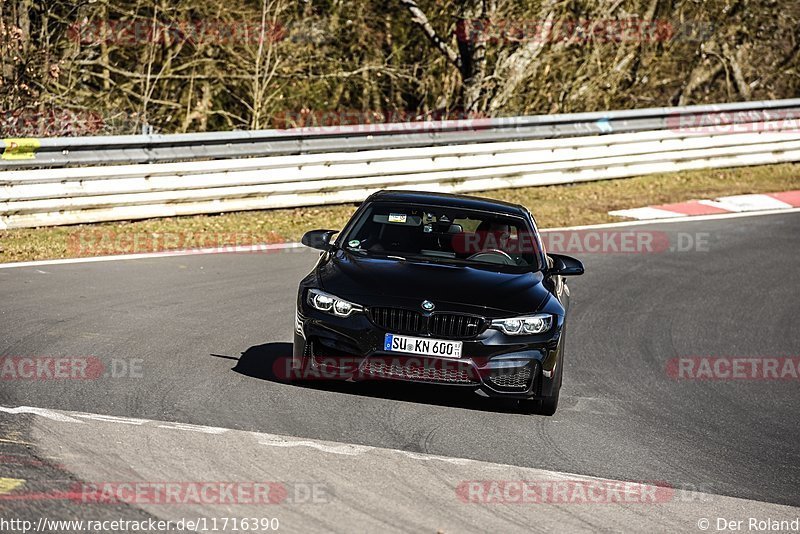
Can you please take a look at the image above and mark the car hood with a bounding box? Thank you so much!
[316,250,550,315]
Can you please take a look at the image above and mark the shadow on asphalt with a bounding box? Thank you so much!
[223,342,528,415]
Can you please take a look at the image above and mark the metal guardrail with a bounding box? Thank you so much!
[1,99,800,229]
[3,98,800,168]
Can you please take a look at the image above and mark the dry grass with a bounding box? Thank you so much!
[1,163,798,263]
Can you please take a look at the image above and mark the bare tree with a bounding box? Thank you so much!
[398,0,561,113]
[2,0,797,134]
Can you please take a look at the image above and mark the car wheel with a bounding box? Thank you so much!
[519,390,559,416]
[520,368,561,415]
[537,392,559,416]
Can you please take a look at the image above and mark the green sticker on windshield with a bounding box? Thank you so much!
[348,239,360,248]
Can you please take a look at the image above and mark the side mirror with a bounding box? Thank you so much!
[301,229,338,251]
[547,253,584,276]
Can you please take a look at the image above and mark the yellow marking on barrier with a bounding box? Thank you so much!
[0,478,25,495]
[2,138,41,160]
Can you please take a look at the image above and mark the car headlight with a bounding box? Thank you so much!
[491,314,553,335]
[307,289,362,317]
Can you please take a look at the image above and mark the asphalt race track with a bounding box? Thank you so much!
[1,211,798,532]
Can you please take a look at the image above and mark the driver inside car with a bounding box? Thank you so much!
[473,220,513,254]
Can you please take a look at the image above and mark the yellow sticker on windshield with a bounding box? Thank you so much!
[388,213,407,223]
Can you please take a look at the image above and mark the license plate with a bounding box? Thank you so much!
[384,333,463,358]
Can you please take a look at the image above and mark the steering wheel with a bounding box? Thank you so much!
[466,249,516,265]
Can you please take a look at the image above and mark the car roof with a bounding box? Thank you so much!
[366,190,528,217]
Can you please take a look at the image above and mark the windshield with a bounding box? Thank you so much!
[339,202,541,270]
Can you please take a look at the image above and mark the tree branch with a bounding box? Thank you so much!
[399,0,461,70]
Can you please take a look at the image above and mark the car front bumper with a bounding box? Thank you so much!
[292,307,564,400]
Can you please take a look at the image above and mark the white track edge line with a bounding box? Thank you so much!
[0,242,304,269]
[0,404,616,480]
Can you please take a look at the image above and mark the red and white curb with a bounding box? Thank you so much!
[609,190,800,220]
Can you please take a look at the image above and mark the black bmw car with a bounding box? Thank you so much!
[292,190,583,415]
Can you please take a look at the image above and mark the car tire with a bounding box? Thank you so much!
[520,364,562,415]
[537,392,559,416]
[518,391,559,416]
